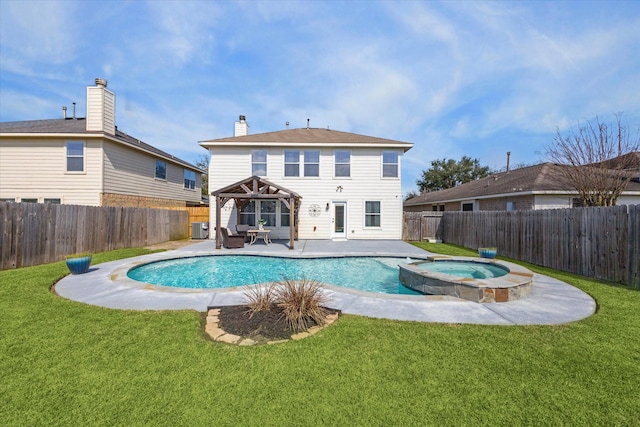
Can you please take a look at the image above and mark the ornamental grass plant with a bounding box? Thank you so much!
[243,279,329,332]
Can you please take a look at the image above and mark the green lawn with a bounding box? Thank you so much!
[1,245,639,426]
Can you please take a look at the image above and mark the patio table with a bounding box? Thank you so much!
[247,229,272,245]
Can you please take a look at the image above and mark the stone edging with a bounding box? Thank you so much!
[204,308,340,346]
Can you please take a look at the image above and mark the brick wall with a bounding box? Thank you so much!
[101,193,186,208]
[479,195,535,211]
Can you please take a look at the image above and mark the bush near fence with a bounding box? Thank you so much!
[403,205,639,288]
[0,202,188,270]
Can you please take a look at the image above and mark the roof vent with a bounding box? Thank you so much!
[62,106,67,119]
[307,118,310,129]
[95,78,107,87]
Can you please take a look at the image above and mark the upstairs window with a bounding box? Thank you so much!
[382,151,398,178]
[184,169,196,189]
[335,150,350,177]
[155,160,167,180]
[66,141,84,172]
[365,201,381,227]
[284,150,300,177]
[304,150,320,177]
[252,150,267,176]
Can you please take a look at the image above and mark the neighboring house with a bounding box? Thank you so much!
[199,116,413,241]
[404,162,640,212]
[0,79,202,208]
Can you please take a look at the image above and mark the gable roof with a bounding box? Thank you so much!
[200,127,413,151]
[404,162,640,206]
[0,118,201,171]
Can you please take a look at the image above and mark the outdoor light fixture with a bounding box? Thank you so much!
[326,203,329,210]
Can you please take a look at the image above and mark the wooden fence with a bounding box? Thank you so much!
[404,205,639,288]
[165,206,209,238]
[0,202,188,270]
[402,212,443,241]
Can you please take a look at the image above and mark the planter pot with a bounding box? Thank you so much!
[478,248,497,259]
[258,224,264,230]
[66,256,92,274]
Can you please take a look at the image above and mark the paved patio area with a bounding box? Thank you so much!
[54,239,596,325]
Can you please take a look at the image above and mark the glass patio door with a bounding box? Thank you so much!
[331,202,347,239]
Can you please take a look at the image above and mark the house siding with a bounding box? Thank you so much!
[0,137,102,205]
[102,141,200,206]
[209,147,404,239]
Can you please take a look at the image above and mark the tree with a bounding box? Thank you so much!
[546,114,640,206]
[195,153,210,197]
[416,156,491,193]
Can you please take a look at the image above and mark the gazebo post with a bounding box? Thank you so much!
[215,194,222,249]
[289,196,295,250]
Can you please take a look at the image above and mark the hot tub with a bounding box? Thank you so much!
[399,256,534,303]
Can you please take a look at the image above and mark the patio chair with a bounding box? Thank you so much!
[220,227,245,249]
[235,224,250,242]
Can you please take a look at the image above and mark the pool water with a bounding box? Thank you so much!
[127,255,421,295]
[416,260,508,279]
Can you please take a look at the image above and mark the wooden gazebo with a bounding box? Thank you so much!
[211,176,302,250]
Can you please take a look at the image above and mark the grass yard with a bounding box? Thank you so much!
[1,244,639,426]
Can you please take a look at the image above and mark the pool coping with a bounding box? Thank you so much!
[54,240,597,325]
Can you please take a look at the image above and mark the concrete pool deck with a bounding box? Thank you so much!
[54,239,597,325]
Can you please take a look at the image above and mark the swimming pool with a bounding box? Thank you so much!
[127,255,421,295]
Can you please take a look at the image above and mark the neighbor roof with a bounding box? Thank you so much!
[0,118,201,171]
[200,127,413,151]
[404,162,640,206]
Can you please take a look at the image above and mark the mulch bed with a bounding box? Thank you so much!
[217,304,338,341]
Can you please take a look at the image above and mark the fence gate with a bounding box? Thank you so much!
[402,212,443,241]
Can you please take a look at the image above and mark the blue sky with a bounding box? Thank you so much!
[1,0,638,195]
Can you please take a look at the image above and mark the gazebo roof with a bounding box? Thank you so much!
[212,176,301,202]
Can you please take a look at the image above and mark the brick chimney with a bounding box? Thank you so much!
[86,78,115,135]
[234,115,249,137]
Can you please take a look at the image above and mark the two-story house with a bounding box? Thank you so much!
[0,79,202,208]
[200,116,413,244]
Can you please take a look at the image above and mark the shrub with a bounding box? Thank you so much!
[275,278,328,332]
[244,284,276,318]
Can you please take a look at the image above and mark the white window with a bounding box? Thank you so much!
[280,201,290,227]
[20,198,38,203]
[155,160,167,180]
[239,201,256,226]
[252,150,267,176]
[335,151,350,177]
[284,150,300,177]
[66,141,84,172]
[365,201,381,227]
[184,169,196,189]
[260,200,277,227]
[304,150,320,177]
[382,151,398,178]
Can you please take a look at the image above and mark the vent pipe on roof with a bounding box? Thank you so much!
[72,102,76,119]
[286,121,289,129]
[62,106,67,119]
[307,118,310,129]
[95,78,107,87]
[506,151,511,173]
